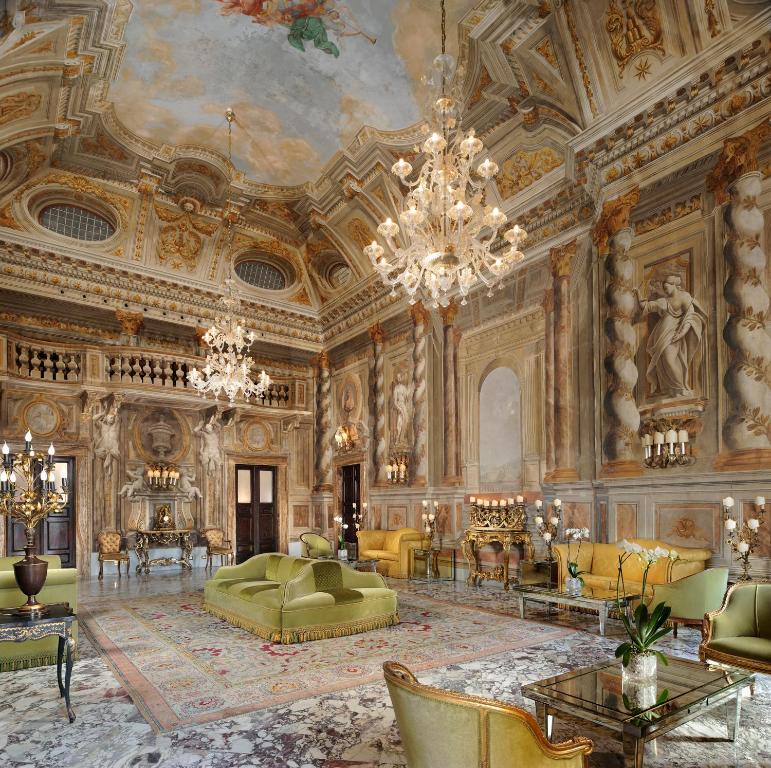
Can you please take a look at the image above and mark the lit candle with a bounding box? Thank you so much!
[550,516,559,526]
[677,429,689,444]
[24,430,32,452]
[508,498,515,506]
[737,541,750,554]
[553,498,562,508]
[535,516,543,526]
[723,497,735,509]
[499,498,507,507]
[724,519,737,531]
[535,499,543,509]
[543,532,552,542]
[755,496,765,508]
[491,500,498,508]
[747,518,760,530]
[428,513,435,522]
[665,429,677,447]
[422,499,428,509]
[469,496,476,504]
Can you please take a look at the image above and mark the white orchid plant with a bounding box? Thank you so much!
[333,515,349,551]
[564,527,590,583]
[615,540,679,668]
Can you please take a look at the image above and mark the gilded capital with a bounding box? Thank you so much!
[316,351,330,371]
[549,240,577,279]
[707,120,771,203]
[409,301,431,330]
[194,326,209,346]
[369,322,386,345]
[542,287,554,314]
[592,187,640,253]
[439,300,458,326]
[115,309,143,337]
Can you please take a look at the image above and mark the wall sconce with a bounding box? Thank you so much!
[334,424,358,453]
[386,454,408,484]
[640,416,696,468]
[146,463,179,489]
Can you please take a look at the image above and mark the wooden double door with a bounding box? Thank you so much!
[340,463,360,545]
[7,457,76,568]
[235,465,277,563]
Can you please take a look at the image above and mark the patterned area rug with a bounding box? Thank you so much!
[80,589,573,731]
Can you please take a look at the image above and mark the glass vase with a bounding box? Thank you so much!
[622,652,657,684]
[622,677,657,711]
[565,576,582,594]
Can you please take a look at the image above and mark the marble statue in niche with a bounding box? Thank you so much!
[635,274,707,398]
[195,410,223,475]
[390,371,410,447]
[93,399,121,478]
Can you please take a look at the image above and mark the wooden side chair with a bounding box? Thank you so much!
[97,530,130,580]
[201,527,234,570]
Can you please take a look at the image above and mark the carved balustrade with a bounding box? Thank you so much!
[11,340,82,382]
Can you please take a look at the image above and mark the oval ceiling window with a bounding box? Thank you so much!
[39,203,115,242]
[235,259,287,291]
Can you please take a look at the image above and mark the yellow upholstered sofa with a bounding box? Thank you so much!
[204,552,399,643]
[357,528,426,578]
[0,555,78,671]
[553,538,711,597]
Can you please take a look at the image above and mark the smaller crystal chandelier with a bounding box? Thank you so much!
[334,424,358,453]
[364,0,527,308]
[187,109,271,404]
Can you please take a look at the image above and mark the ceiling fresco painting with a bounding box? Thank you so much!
[109,0,475,187]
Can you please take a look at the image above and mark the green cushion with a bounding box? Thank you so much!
[328,588,364,605]
[265,554,283,582]
[312,560,343,591]
[250,589,283,609]
[226,580,279,597]
[714,584,758,639]
[708,636,771,663]
[756,584,771,639]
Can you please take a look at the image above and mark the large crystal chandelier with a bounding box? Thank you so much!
[364,0,527,308]
[187,109,271,404]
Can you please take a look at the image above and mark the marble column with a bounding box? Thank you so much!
[411,302,430,486]
[440,301,461,484]
[593,188,643,477]
[549,240,578,481]
[369,323,387,485]
[542,288,555,477]
[520,354,543,489]
[314,351,333,491]
[708,122,771,470]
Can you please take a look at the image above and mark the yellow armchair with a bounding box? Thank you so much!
[357,528,426,578]
[384,662,592,767]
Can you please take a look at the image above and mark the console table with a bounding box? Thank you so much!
[134,528,193,574]
[0,604,76,722]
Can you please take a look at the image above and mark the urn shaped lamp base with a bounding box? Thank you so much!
[13,546,49,616]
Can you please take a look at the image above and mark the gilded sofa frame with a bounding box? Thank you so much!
[699,579,771,675]
[383,661,592,767]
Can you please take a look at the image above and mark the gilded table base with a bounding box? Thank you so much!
[462,528,534,591]
[134,529,193,574]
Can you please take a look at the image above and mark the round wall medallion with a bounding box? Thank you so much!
[21,399,61,437]
[242,419,272,452]
[132,409,190,463]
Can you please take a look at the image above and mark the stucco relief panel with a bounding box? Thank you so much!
[655,502,722,552]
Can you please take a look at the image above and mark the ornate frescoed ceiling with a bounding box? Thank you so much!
[110,0,475,187]
[0,0,768,350]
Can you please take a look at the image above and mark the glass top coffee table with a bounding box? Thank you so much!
[510,582,640,636]
[522,657,754,768]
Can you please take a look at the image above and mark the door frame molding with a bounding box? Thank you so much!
[226,453,288,554]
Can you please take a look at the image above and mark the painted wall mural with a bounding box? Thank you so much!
[109,0,475,186]
[479,367,521,488]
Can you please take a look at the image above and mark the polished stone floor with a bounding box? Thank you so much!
[0,569,768,768]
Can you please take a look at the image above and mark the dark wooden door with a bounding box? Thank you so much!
[235,465,277,563]
[7,457,76,567]
[341,464,360,544]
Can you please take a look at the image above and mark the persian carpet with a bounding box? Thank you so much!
[80,590,573,731]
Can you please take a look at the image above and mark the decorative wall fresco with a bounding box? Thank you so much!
[655,502,722,552]
[479,367,521,488]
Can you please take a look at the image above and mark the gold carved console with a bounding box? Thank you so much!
[462,502,534,591]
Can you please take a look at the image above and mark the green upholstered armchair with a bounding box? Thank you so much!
[383,662,592,768]
[652,567,729,637]
[299,532,334,559]
[699,580,771,674]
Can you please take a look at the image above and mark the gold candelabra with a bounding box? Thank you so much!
[1,432,68,614]
[723,496,765,581]
[641,417,695,468]
[534,498,561,562]
[421,500,438,547]
[467,496,527,530]
[386,454,409,484]
[146,462,180,489]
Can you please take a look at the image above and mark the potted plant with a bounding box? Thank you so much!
[333,515,349,560]
[563,527,589,593]
[615,540,678,682]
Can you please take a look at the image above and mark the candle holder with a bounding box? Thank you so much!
[534,499,561,562]
[722,496,765,581]
[640,412,699,469]
[421,500,437,547]
[146,462,180,489]
[0,434,69,614]
[385,454,409,485]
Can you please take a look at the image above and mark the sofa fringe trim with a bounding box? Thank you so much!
[203,601,400,644]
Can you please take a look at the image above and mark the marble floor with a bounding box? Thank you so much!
[0,570,768,768]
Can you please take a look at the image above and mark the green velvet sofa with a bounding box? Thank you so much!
[203,552,399,644]
[699,580,771,674]
[0,555,78,671]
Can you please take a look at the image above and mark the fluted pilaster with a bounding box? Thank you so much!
[542,288,555,475]
[709,122,771,469]
[594,189,643,476]
[314,352,333,490]
[549,240,579,481]
[369,323,387,485]
[411,302,430,485]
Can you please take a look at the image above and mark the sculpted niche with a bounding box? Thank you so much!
[635,274,707,399]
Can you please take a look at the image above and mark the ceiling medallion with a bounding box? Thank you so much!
[187,109,271,405]
[364,0,527,308]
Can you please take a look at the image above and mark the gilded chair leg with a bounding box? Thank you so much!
[98,560,104,580]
